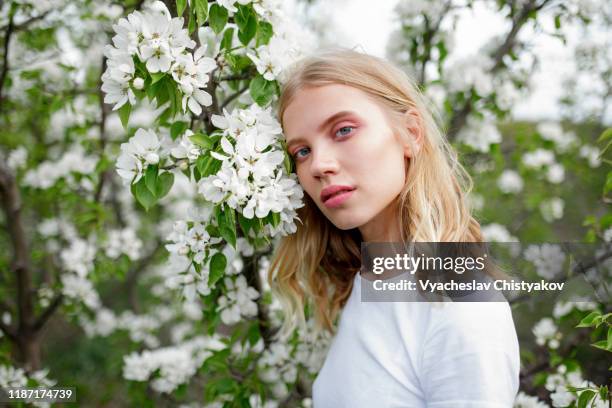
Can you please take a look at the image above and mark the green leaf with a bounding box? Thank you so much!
[176,0,187,16]
[249,75,275,107]
[131,177,157,211]
[283,151,293,174]
[237,213,255,235]
[171,121,189,140]
[238,14,257,45]
[577,389,596,408]
[577,311,601,328]
[600,386,609,403]
[604,172,612,194]
[144,165,159,195]
[270,211,280,227]
[246,323,261,346]
[208,252,227,286]
[150,72,165,85]
[221,27,235,51]
[194,0,208,27]
[118,102,131,129]
[256,21,273,46]
[592,339,611,351]
[190,133,213,150]
[235,6,257,45]
[155,172,174,199]
[188,9,196,34]
[554,14,562,29]
[209,4,228,34]
[217,205,237,248]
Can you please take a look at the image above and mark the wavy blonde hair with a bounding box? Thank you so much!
[268,48,486,340]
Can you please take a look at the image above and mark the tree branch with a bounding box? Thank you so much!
[124,239,163,312]
[0,9,14,111]
[0,320,17,342]
[446,0,550,140]
[32,294,64,333]
[220,84,249,111]
[94,56,109,202]
[0,162,34,331]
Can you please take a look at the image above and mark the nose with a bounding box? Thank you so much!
[309,146,340,179]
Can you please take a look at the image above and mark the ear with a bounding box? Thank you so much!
[402,108,424,158]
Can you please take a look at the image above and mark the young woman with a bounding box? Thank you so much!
[268,48,520,407]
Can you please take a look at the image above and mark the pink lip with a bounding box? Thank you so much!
[323,189,355,208]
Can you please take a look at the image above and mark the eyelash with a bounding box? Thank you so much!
[292,126,355,160]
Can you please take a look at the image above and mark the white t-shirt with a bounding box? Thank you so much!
[312,272,520,407]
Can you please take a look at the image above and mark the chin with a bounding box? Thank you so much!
[327,214,365,231]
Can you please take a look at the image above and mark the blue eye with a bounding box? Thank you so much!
[294,147,310,159]
[335,126,354,137]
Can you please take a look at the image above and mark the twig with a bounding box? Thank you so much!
[94,56,109,202]
[220,84,249,111]
[124,239,164,312]
[32,294,64,332]
[0,9,14,110]
[509,248,612,305]
[446,0,553,140]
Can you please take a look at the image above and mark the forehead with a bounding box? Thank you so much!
[282,84,386,138]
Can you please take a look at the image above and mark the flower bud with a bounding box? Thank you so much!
[145,152,159,165]
[179,160,189,171]
[133,77,144,90]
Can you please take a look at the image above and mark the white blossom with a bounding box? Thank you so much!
[171,130,201,162]
[217,275,259,325]
[546,163,565,184]
[7,146,27,170]
[23,145,97,189]
[481,223,518,242]
[445,55,494,96]
[532,317,561,349]
[122,335,225,393]
[537,122,577,152]
[457,116,501,153]
[539,197,564,222]
[198,105,304,236]
[522,149,555,169]
[579,145,601,168]
[498,170,524,194]
[116,128,164,185]
[524,244,565,279]
[61,274,101,309]
[513,391,549,408]
[105,228,143,260]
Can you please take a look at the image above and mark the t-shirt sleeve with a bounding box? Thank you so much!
[419,301,520,407]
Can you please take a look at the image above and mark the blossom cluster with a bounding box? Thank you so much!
[122,335,226,393]
[217,274,260,325]
[545,365,609,408]
[524,244,566,279]
[23,145,97,190]
[198,105,304,236]
[457,115,502,153]
[101,1,216,115]
[116,127,169,185]
[532,317,562,349]
[497,170,524,194]
[0,365,56,408]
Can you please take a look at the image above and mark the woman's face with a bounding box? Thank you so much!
[282,84,409,242]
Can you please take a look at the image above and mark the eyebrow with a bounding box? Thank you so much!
[285,110,358,150]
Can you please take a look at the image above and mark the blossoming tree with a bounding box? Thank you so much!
[0,0,610,407]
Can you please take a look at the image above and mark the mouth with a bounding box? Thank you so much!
[322,188,356,208]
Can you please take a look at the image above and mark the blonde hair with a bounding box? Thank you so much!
[268,48,485,339]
